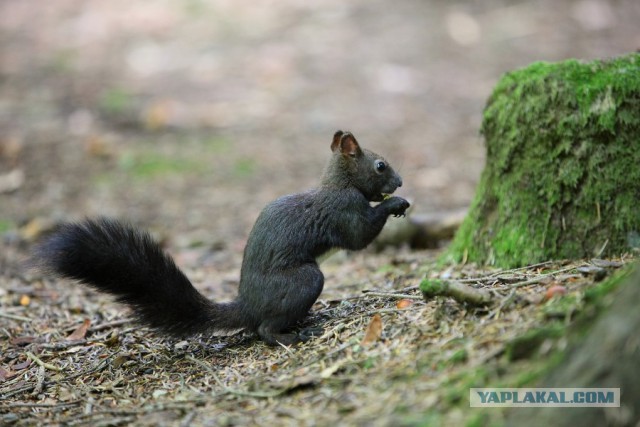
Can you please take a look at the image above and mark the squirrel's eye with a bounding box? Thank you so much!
[375,160,386,173]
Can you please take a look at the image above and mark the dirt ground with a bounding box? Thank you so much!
[1,0,639,425]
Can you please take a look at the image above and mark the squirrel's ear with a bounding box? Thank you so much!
[339,132,362,157]
[331,130,344,152]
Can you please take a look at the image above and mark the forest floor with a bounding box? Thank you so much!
[2,256,635,426]
[1,0,639,425]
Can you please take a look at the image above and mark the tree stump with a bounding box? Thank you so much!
[446,53,640,267]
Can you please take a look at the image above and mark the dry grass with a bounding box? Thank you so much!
[1,248,633,426]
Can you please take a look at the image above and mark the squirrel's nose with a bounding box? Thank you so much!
[397,176,403,187]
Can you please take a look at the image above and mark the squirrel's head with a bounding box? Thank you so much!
[326,130,403,202]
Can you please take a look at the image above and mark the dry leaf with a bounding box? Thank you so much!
[0,168,24,193]
[144,100,172,130]
[13,359,32,370]
[64,346,87,354]
[543,285,567,301]
[0,366,17,381]
[112,354,130,369]
[320,362,344,379]
[20,217,55,240]
[10,336,37,346]
[85,135,114,158]
[396,299,414,309]
[361,314,383,347]
[66,319,91,341]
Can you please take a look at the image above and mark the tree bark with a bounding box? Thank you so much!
[506,265,640,426]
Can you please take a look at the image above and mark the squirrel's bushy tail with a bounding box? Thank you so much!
[32,218,246,337]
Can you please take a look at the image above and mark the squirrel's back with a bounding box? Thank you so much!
[242,189,352,267]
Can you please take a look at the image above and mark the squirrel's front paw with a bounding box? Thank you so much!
[386,197,410,217]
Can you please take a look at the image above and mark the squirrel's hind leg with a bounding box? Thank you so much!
[257,318,307,346]
[256,264,324,346]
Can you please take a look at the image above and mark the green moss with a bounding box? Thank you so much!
[541,294,580,320]
[233,158,256,177]
[201,136,232,153]
[583,263,634,303]
[361,356,377,370]
[419,278,447,296]
[99,88,135,115]
[441,367,490,405]
[418,266,636,426]
[449,348,468,364]
[511,355,562,387]
[504,323,565,361]
[465,413,493,427]
[446,53,640,267]
[0,219,15,234]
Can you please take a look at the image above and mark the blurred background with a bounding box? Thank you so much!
[1,0,639,249]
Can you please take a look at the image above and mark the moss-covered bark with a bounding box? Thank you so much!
[446,53,640,267]
[506,264,640,426]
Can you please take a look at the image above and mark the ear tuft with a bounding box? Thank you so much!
[331,130,344,152]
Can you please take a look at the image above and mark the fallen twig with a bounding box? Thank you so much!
[363,307,418,317]
[488,289,518,319]
[0,311,32,322]
[0,400,82,409]
[457,260,558,283]
[63,318,130,333]
[510,264,582,288]
[421,279,492,306]
[26,351,62,372]
[38,340,88,350]
[361,291,423,300]
[32,365,45,396]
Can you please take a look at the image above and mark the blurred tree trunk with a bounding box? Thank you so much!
[506,265,640,426]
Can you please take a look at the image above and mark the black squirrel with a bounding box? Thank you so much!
[33,131,410,346]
